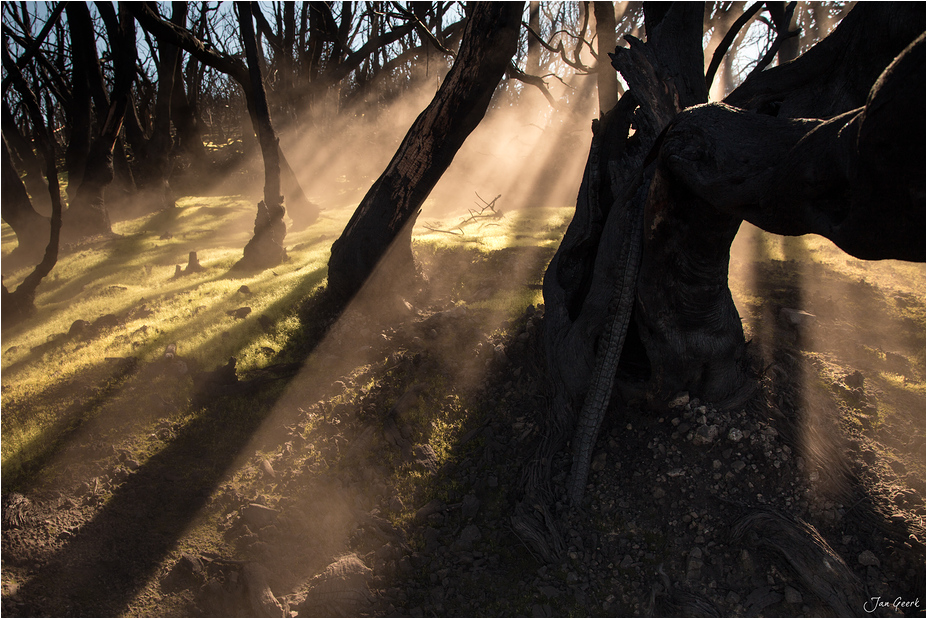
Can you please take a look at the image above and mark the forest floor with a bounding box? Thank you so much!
[1,197,924,618]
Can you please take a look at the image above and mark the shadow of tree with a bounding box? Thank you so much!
[5,282,344,616]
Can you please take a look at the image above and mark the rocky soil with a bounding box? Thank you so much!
[2,261,925,617]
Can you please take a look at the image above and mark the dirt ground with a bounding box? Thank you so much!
[2,238,924,618]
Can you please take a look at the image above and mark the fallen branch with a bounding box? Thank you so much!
[422,193,503,235]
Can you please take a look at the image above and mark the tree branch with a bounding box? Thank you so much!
[128,3,250,89]
[705,1,763,90]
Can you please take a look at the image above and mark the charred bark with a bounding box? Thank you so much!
[122,2,185,214]
[1,135,49,263]
[170,54,208,165]
[326,2,523,302]
[593,2,619,114]
[538,2,925,513]
[61,4,137,242]
[664,34,925,262]
[234,1,287,272]
[130,2,315,251]
[1,102,50,213]
[1,44,63,329]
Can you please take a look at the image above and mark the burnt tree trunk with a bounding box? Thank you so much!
[1,136,49,263]
[2,101,50,213]
[123,3,186,214]
[326,2,523,302]
[62,2,96,204]
[61,4,137,242]
[170,56,208,166]
[593,1,619,114]
[234,1,287,271]
[129,2,313,264]
[534,1,924,518]
[1,44,64,329]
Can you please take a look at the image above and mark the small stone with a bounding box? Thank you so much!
[461,494,480,521]
[858,550,881,567]
[493,345,508,365]
[669,392,690,408]
[412,444,438,474]
[227,307,252,319]
[240,503,280,530]
[653,487,666,500]
[414,500,444,523]
[784,586,803,604]
[423,527,440,550]
[692,424,719,446]
[69,320,91,338]
[731,460,746,473]
[727,427,744,442]
[459,525,481,549]
[844,370,864,390]
[261,459,276,479]
[591,452,607,472]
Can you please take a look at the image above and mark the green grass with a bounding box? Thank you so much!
[1,197,572,487]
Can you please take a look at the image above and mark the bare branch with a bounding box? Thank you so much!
[705,2,764,90]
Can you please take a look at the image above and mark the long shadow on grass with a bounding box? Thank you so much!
[8,284,344,617]
[7,219,564,615]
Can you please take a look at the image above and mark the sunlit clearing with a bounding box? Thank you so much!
[0,170,571,610]
[0,195,355,475]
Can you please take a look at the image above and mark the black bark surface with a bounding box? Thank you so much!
[327,2,524,302]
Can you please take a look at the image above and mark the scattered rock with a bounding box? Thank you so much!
[669,392,690,408]
[227,307,252,319]
[411,444,438,474]
[68,320,91,338]
[461,494,480,521]
[844,370,864,390]
[260,459,276,479]
[858,550,880,567]
[240,504,280,530]
[295,554,373,616]
[458,525,481,549]
[242,563,286,617]
[692,424,719,446]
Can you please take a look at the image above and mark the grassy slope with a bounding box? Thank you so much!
[0,198,569,486]
[1,202,923,615]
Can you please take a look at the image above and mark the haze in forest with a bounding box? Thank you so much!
[1,3,924,617]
